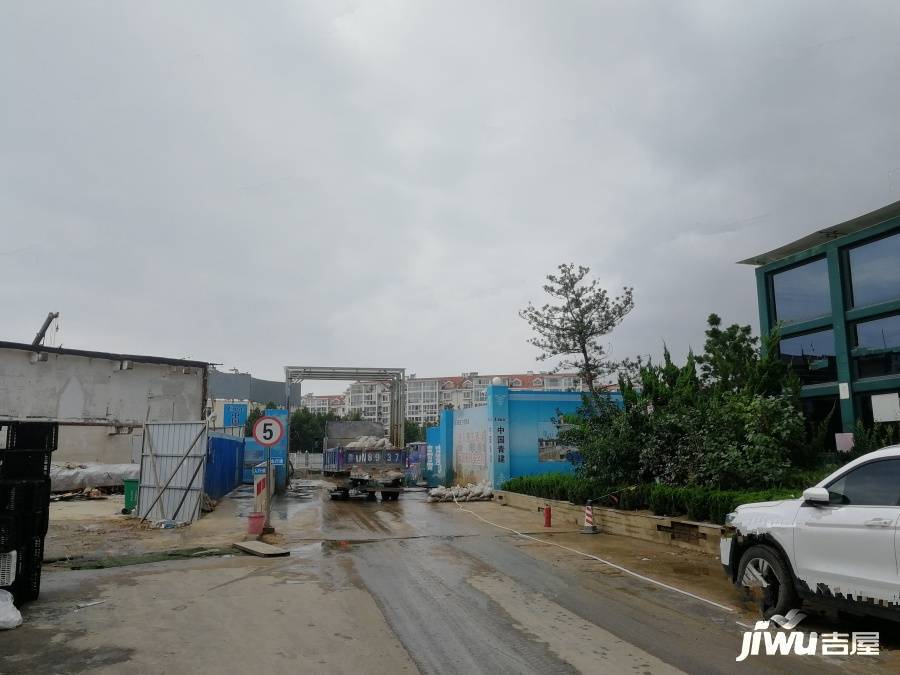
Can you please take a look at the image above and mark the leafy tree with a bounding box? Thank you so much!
[404,420,425,443]
[244,401,282,437]
[520,263,634,395]
[695,314,796,396]
[244,407,264,437]
[288,408,339,453]
[345,410,363,421]
[563,313,812,490]
[560,393,643,485]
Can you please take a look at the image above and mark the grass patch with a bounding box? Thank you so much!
[64,546,238,570]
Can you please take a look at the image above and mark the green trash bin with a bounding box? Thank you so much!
[123,478,139,512]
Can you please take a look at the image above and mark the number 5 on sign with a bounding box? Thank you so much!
[252,416,284,447]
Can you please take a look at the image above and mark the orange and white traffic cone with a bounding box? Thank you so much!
[580,499,598,534]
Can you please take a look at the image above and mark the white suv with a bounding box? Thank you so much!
[721,445,900,620]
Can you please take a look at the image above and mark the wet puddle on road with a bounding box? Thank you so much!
[468,573,683,674]
[289,542,323,559]
[231,482,322,521]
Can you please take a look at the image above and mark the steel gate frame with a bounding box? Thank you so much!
[284,366,406,448]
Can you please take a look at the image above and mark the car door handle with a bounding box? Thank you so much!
[864,518,894,527]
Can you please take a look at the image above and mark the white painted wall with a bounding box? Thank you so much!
[50,426,143,465]
[0,347,204,424]
[0,345,206,464]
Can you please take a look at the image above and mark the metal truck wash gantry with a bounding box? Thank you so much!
[284,366,406,502]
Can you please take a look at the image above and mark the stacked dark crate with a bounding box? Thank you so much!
[0,422,55,607]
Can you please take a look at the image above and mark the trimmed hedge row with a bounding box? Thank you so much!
[501,473,803,525]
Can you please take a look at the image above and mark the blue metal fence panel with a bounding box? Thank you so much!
[205,433,245,500]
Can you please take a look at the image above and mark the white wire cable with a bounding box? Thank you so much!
[454,498,735,613]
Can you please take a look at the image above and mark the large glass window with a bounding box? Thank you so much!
[855,352,900,378]
[771,258,831,324]
[848,232,900,308]
[779,329,837,384]
[855,313,900,349]
[826,459,900,506]
[853,313,900,378]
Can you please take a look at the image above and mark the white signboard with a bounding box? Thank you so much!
[872,393,900,423]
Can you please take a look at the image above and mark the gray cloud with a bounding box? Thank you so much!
[4,1,900,391]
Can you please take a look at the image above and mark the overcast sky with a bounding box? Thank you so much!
[4,1,900,393]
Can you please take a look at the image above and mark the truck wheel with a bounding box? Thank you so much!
[366,491,377,501]
[737,545,799,619]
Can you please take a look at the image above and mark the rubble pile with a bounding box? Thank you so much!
[346,436,392,449]
[426,483,494,502]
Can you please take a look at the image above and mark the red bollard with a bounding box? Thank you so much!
[544,505,552,528]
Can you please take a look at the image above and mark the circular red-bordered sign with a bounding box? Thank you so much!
[252,415,284,447]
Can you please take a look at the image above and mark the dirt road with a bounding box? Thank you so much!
[1,488,896,674]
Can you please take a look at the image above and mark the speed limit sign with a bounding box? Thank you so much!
[252,415,284,447]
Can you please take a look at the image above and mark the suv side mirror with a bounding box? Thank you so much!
[803,487,830,504]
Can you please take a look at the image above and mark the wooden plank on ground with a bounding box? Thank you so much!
[233,541,290,557]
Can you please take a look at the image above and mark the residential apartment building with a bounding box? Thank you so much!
[347,381,394,426]
[299,372,587,428]
[405,372,586,425]
[297,393,347,418]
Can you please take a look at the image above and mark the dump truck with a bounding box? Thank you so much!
[323,437,406,501]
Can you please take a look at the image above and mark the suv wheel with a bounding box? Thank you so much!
[736,545,799,619]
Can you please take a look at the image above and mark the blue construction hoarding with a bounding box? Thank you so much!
[430,384,622,488]
[424,421,449,487]
[205,433,245,500]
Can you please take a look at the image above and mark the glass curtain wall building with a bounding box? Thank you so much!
[741,201,900,441]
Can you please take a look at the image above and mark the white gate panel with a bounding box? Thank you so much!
[138,421,207,524]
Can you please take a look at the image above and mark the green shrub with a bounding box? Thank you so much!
[782,465,837,489]
[849,420,899,458]
[501,474,800,525]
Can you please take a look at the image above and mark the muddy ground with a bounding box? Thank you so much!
[2,485,897,674]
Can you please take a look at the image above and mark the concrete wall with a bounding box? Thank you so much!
[495,490,724,557]
[0,346,204,424]
[51,426,143,464]
[0,344,206,464]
